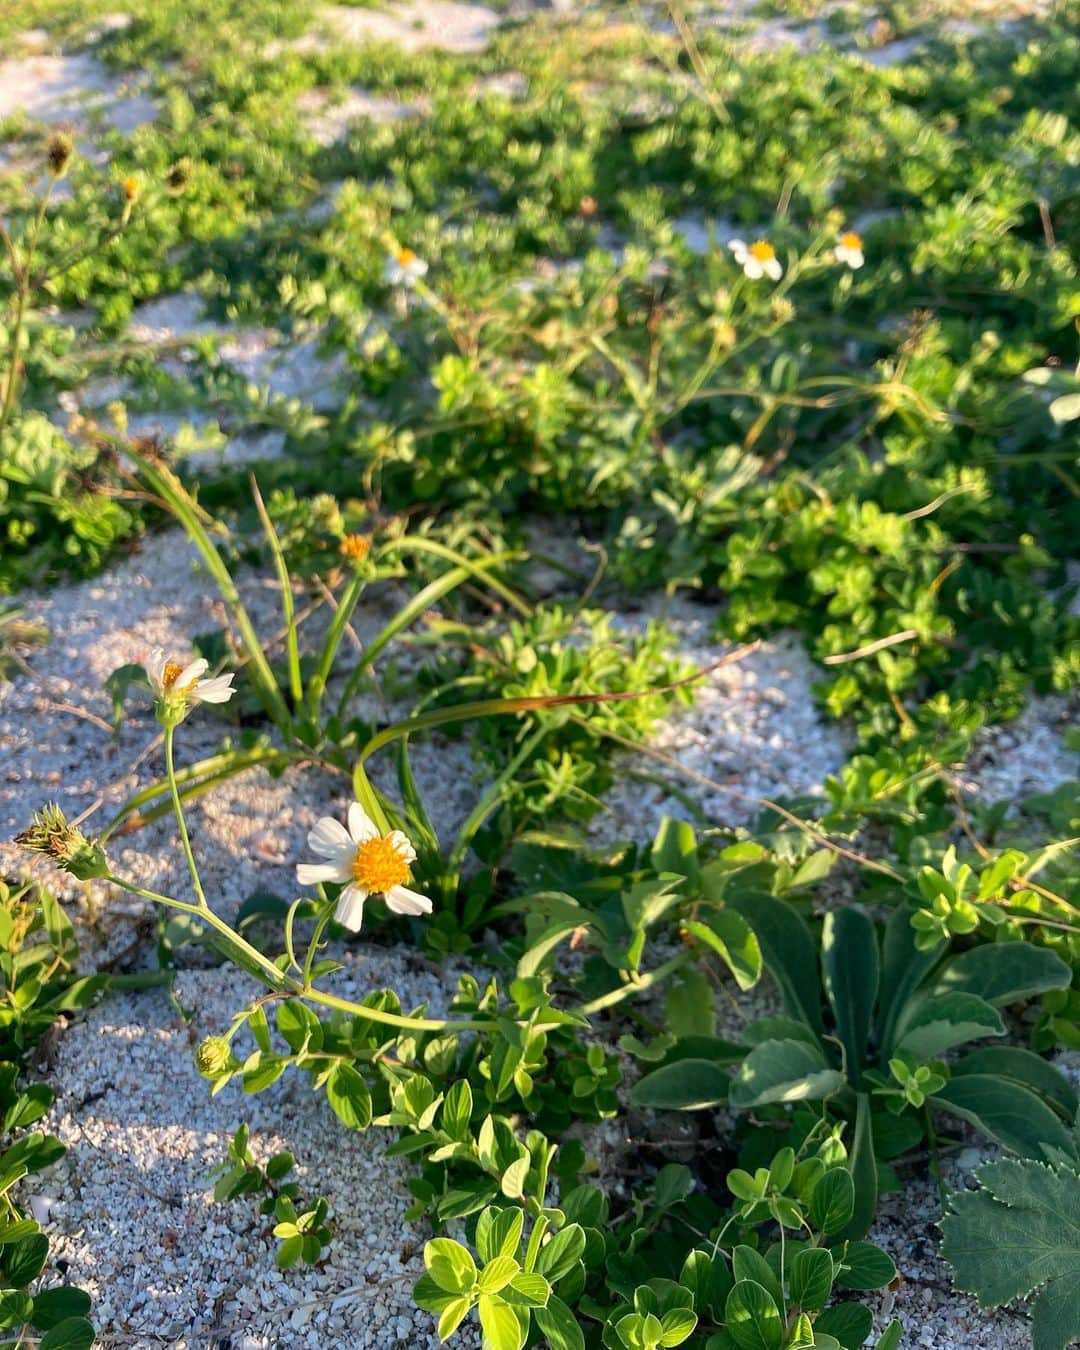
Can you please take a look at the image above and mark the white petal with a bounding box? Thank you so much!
[765,258,782,280]
[175,658,208,691]
[386,884,433,917]
[297,860,352,886]
[347,802,379,844]
[308,815,353,856]
[386,829,417,864]
[849,251,864,269]
[193,674,235,704]
[335,884,368,931]
[743,258,763,279]
[148,648,166,692]
[728,239,746,258]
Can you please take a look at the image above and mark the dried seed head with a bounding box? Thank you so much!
[46,132,75,178]
[15,804,109,880]
[165,157,195,194]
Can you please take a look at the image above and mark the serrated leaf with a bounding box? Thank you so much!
[941,1159,1080,1350]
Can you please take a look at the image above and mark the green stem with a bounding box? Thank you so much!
[573,951,691,1016]
[0,184,52,438]
[106,873,497,1034]
[164,723,209,910]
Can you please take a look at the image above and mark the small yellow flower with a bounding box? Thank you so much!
[121,175,141,203]
[339,533,371,563]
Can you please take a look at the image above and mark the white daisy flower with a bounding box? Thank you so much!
[835,229,865,270]
[729,238,783,281]
[296,802,433,933]
[148,648,236,707]
[384,246,428,288]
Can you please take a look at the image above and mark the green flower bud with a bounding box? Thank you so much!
[195,1037,234,1078]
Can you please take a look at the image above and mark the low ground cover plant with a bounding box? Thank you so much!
[2,0,1079,1346]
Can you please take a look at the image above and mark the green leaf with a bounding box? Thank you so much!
[534,1293,585,1350]
[893,992,1005,1062]
[731,1246,783,1310]
[684,911,762,992]
[442,1079,474,1141]
[835,1091,877,1241]
[930,943,1070,1008]
[729,1040,843,1110]
[426,1238,478,1295]
[38,1318,95,1350]
[789,1247,833,1312]
[478,1254,520,1296]
[874,1322,903,1350]
[724,1280,783,1350]
[631,1059,730,1111]
[437,1295,472,1341]
[876,903,943,1058]
[727,893,823,1036]
[809,1168,855,1235]
[475,1207,523,1265]
[931,1076,1077,1160]
[813,1303,873,1350]
[820,908,878,1084]
[325,1064,372,1131]
[503,1271,550,1307]
[536,1224,586,1283]
[652,816,699,885]
[666,966,716,1038]
[659,1306,697,1346]
[835,1241,897,1291]
[3,1232,48,1286]
[477,1293,526,1350]
[29,1287,92,1332]
[951,1047,1078,1119]
[941,1159,1080,1350]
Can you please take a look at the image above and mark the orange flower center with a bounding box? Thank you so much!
[162,661,188,689]
[396,247,417,266]
[840,231,863,250]
[352,836,410,893]
[749,240,775,262]
[339,534,371,561]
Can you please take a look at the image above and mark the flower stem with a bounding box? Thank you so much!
[164,723,208,910]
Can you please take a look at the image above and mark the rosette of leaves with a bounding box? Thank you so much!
[633,890,1076,1235]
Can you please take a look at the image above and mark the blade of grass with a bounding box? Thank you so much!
[125,447,291,728]
[250,474,302,716]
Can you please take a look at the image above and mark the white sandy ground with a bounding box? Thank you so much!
[0,49,156,136]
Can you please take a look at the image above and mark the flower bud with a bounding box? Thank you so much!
[15,804,110,880]
[195,1037,234,1079]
